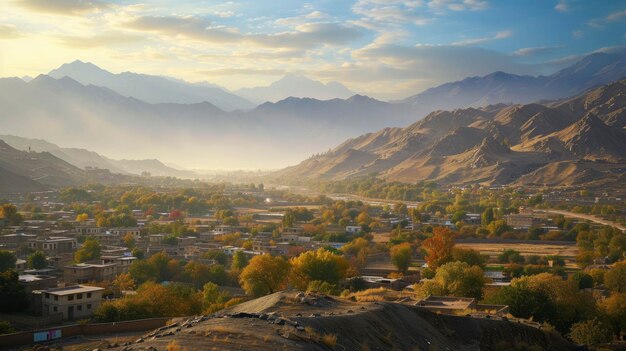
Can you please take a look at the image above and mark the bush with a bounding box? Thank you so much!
[568,319,613,346]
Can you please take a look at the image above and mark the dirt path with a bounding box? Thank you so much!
[539,209,625,232]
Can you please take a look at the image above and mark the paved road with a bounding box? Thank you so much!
[539,209,625,232]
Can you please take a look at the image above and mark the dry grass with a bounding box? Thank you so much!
[321,333,337,347]
[204,325,242,338]
[304,327,338,348]
[167,340,187,351]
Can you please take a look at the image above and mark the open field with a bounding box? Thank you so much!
[456,240,579,267]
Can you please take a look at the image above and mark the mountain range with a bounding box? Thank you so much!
[1,50,625,171]
[234,74,355,104]
[398,50,626,116]
[0,135,195,178]
[47,61,356,110]
[48,61,254,111]
[275,79,626,187]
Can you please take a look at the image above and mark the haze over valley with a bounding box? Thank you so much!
[1,2,626,350]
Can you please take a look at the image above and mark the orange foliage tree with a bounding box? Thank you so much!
[421,227,456,269]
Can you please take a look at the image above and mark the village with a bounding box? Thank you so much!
[0,181,623,350]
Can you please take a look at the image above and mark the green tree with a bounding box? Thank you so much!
[390,243,412,273]
[481,207,494,226]
[600,292,626,338]
[231,250,248,271]
[27,251,47,269]
[568,319,613,347]
[203,250,228,265]
[498,249,524,264]
[605,261,626,293]
[0,270,28,313]
[434,261,486,299]
[202,282,231,305]
[0,251,17,272]
[289,248,350,290]
[451,247,486,268]
[74,238,101,263]
[239,254,290,297]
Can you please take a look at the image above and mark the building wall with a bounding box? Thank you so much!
[42,290,103,320]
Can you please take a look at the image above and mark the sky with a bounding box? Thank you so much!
[0,0,625,99]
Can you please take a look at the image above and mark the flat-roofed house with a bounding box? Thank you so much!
[64,261,117,283]
[42,285,104,321]
[28,237,77,255]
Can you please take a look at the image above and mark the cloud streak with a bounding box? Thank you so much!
[125,15,363,49]
[13,0,111,16]
[452,30,511,46]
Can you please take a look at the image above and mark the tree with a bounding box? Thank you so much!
[74,238,101,263]
[421,227,455,269]
[356,211,370,225]
[113,273,136,292]
[76,213,89,222]
[605,261,626,293]
[568,319,613,347]
[0,251,17,272]
[489,273,596,332]
[202,282,230,305]
[239,254,290,297]
[498,249,524,264]
[183,261,227,288]
[600,293,626,338]
[203,250,228,265]
[289,248,350,290]
[481,208,494,226]
[434,261,486,299]
[390,243,412,273]
[451,247,486,268]
[231,250,248,271]
[122,233,136,249]
[0,270,28,313]
[282,210,296,228]
[0,204,23,226]
[27,251,47,269]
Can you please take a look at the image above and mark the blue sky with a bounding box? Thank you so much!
[1,0,624,98]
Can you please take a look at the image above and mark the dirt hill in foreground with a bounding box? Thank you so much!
[71,291,579,351]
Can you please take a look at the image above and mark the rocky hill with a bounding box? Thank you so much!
[276,80,626,187]
[69,291,577,351]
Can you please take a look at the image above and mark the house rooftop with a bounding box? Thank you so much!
[43,285,104,295]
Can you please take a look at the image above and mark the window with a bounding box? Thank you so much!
[77,293,82,300]
[45,293,50,299]
[53,306,57,312]
[54,295,58,301]
[87,304,92,309]
[87,293,92,298]
[68,294,74,301]
[77,305,82,311]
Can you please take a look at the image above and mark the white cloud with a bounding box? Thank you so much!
[427,0,488,11]
[352,0,434,26]
[125,15,363,50]
[554,0,568,12]
[513,45,562,57]
[13,0,112,16]
[452,30,511,46]
[58,31,145,49]
[588,9,626,28]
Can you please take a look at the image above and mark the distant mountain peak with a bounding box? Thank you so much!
[235,74,355,103]
[46,60,253,111]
